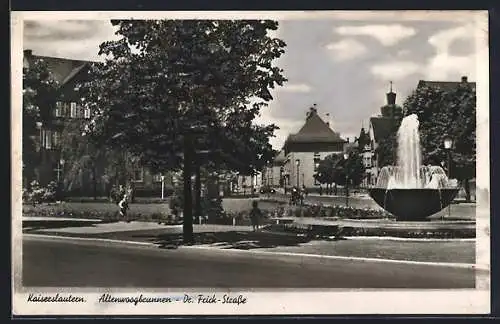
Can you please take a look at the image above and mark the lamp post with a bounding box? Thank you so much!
[343,153,349,207]
[161,175,165,200]
[295,159,300,188]
[443,135,453,220]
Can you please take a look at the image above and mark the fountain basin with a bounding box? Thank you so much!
[369,188,460,221]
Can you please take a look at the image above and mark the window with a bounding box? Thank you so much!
[55,102,62,117]
[84,107,91,119]
[70,102,77,118]
[62,102,70,116]
[132,168,144,182]
[153,174,163,182]
[52,131,60,148]
[43,130,52,149]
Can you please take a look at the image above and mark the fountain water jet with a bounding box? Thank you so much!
[369,114,460,221]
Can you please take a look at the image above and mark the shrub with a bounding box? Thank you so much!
[24,180,57,205]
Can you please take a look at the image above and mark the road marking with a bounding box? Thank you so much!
[24,233,488,271]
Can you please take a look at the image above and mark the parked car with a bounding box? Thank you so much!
[259,186,276,194]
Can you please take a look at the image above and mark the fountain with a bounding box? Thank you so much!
[369,114,460,221]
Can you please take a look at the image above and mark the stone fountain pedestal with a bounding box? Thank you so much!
[369,188,460,222]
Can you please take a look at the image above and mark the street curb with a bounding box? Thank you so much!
[24,233,489,271]
[182,245,488,271]
[23,234,157,247]
[342,236,476,242]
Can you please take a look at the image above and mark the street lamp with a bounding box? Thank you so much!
[295,159,300,188]
[36,122,43,151]
[343,153,349,207]
[443,135,453,220]
[56,158,65,183]
[161,175,165,200]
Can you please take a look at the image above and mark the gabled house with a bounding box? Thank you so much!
[282,104,346,189]
[23,49,172,198]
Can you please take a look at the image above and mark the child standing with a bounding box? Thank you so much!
[249,200,263,232]
[118,194,130,222]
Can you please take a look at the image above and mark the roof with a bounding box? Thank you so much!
[285,108,345,145]
[369,116,395,143]
[28,53,94,86]
[273,150,286,164]
[417,79,476,91]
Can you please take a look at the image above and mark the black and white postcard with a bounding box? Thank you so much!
[11,10,491,316]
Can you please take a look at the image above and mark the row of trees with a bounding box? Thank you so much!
[314,150,365,193]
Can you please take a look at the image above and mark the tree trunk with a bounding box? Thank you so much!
[194,163,202,224]
[183,134,194,244]
[464,179,471,202]
[92,165,98,201]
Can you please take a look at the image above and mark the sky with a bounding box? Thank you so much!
[23,14,482,150]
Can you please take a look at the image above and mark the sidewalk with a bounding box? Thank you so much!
[25,220,253,235]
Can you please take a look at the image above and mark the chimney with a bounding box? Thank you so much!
[461,76,468,83]
[306,103,318,119]
[386,81,396,105]
[346,137,350,143]
[325,113,330,127]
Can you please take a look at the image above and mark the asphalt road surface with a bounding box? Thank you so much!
[23,235,475,289]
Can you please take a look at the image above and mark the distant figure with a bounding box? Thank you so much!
[168,192,182,224]
[249,200,263,232]
[118,194,130,222]
[319,185,323,196]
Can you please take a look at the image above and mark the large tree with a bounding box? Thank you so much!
[22,58,60,187]
[81,19,287,242]
[395,83,476,201]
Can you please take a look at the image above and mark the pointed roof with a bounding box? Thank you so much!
[274,149,286,164]
[369,116,395,143]
[285,106,345,145]
[25,51,96,86]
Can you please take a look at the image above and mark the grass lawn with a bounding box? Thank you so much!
[261,239,476,264]
[22,202,171,221]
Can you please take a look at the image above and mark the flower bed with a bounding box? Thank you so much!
[264,203,394,220]
[263,223,475,239]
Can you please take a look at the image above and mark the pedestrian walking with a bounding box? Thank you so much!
[118,194,130,222]
[249,200,263,232]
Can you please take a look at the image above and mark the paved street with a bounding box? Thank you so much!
[23,235,475,289]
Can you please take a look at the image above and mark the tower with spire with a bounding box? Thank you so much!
[380,81,403,119]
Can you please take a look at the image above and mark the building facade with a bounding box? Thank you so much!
[281,105,346,190]
[262,150,285,188]
[23,49,170,197]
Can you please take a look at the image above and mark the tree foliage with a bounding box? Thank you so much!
[403,83,476,181]
[315,154,342,186]
[59,120,139,197]
[80,19,287,175]
[375,121,400,167]
[314,152,365,187]
[374,83,475,182]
